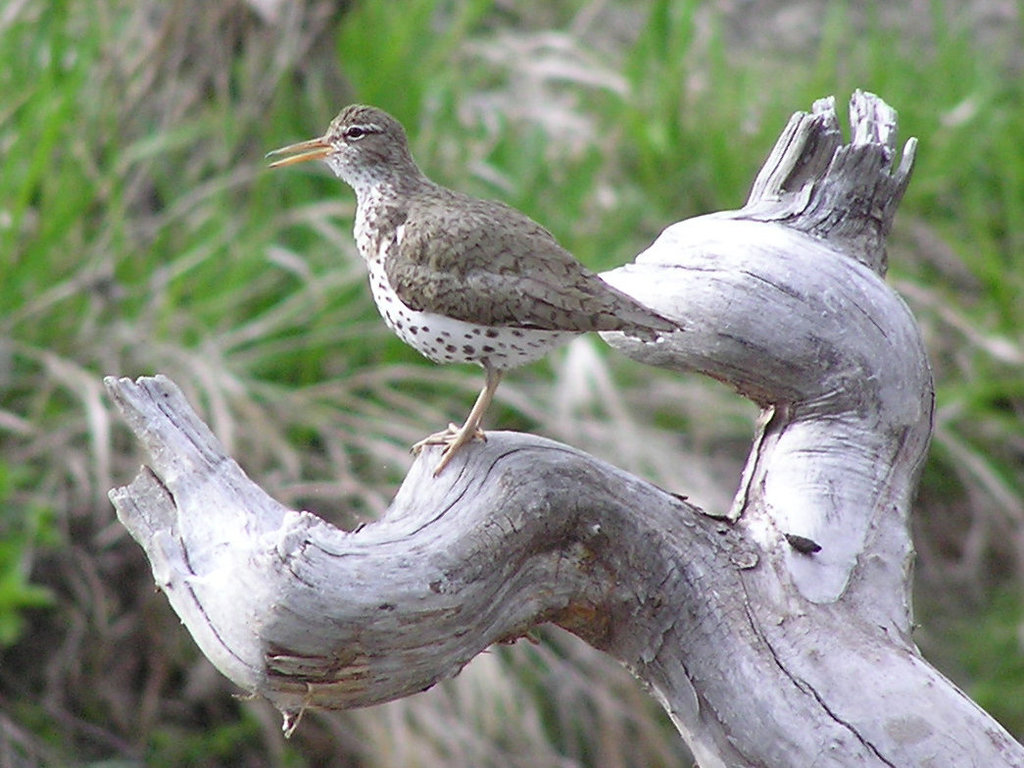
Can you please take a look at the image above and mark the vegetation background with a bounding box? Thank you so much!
[1,0,1022,765]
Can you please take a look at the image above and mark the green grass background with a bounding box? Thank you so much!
[1,0,1022,765]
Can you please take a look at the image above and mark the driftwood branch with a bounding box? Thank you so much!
[108,92,1024,766]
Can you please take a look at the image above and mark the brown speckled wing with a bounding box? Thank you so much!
[386,190,674,337]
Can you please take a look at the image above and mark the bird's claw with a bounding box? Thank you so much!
[411,423,487,476]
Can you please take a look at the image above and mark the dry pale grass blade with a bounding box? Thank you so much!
[892,275,1024,586]
[5,345,114,520]
[340,632,689,768]
[535,631,688,767]
[895,278,1024,366]
[0,712,66,768]
[934,400,1024,520]
[461,29,628,152]
[544,337,753,513]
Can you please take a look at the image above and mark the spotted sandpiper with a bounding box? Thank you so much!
[268,105,675,475]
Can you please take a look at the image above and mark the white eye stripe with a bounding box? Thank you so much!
[344,122,383,141]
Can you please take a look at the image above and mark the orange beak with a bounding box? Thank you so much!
[266,136,331,168]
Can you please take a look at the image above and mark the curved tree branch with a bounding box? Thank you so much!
[601,92,928,617]
[107,92,1023,766]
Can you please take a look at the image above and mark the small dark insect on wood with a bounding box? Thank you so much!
[785,533,823,554]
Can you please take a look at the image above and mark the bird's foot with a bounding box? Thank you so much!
[411,423,487,475]
[411,423,459,451]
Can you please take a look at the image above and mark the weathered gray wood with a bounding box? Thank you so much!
[600,91,927,620]
[107,92,1024,766]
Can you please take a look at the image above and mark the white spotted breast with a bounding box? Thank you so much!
[361,217,570,370]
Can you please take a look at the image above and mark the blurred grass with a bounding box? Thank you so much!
[1,0,1022,764]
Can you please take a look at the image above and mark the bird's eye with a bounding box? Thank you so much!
[344,126,368,141]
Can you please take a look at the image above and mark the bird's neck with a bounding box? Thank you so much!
[342,153,435,264]
[353,172,430,208]
[353,176,431,265]
[351,162,436,242]
[330,146,432,206]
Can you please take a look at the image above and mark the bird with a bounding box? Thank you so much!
[267,105,676,475]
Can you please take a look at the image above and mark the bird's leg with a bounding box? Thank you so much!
[412,365,503,476]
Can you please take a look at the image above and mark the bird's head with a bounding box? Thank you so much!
[267,105,422,192]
